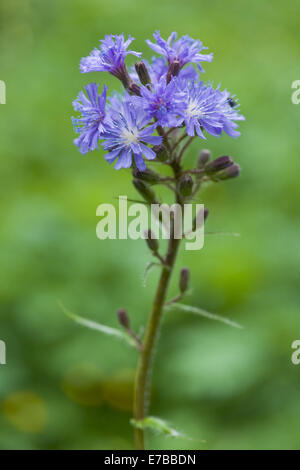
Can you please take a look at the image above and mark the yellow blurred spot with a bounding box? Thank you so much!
[102,369,135,412]
[2,391,47,433]
[62,363,104,406]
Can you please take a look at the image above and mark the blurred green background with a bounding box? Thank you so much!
[1,0,300,450]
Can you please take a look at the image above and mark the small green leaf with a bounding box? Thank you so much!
[143,261,161,287]
[131,416,205,443]
[59,301,137,348]
[131,416,184,439]
[165,303,243,329]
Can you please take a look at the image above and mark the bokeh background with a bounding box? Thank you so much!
[1,0,300,450]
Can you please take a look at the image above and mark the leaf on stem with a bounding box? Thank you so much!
[130,416,204,442]
[165,303,243,329]
[59,301,137,348]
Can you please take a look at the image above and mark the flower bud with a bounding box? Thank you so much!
[178,174,193,197]
[205,156,233,174]
[117,309,130,329]
[127,82,141,96]
[132,168,160,184]
[133,178,157,204]
[179,268,190,294]
[135,61,151,86]
[166,60,180,83]
[145,229,159,253]
[197,149,211,168]
[152,144,168,162]
[217,163,240,180]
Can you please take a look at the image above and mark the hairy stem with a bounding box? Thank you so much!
[171,132,188,154]
[133,235,181,449]
[177,136,195,162]
[133,163,182,450]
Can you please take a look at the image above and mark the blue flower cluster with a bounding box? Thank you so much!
[72,32,245,171]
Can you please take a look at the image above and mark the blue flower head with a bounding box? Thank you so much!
[178,81,224,138]
[80,34,141,84]
[146,31,213,72]
[177,81,245,139]
[101,100,162,171]
[217,89,245,138]
[72,32,244,169]
[72,83,107,154]
[138,76,185,128]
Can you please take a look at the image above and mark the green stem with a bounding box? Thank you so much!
[170,132,188,154]
[133,235,181,449]
[177,136,195,162]
[133,162,182,450]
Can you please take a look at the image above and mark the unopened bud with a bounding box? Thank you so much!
[117,309,130,329]
[145,229,159,253]
[166,60,180,83]
[133,178,157,204]
[217,163,240,180]
[152,144,168,162]
[178,174,193,197]
[197,149,211,168]
[127,82,141,96]
[135,61,151,86]
[205,156,233,174]
[179,268,190,294]
[133,168,160,184]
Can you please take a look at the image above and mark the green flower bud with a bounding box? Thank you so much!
[179,268,190,294]
[117,309,130,329]
[132,168,160,184]
[205,156,233,174]
[197,149,211,168]
[178,174,193,197]
[152,144,168,162]
[133,179,157,204]
[166,60,180,83]
[217,163,240,180]
[135,61,151,86]
[127,82,141,96]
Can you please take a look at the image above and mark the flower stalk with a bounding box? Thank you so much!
[134,162,183,448]
[71,30,245,450]
[134,238,181,449]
